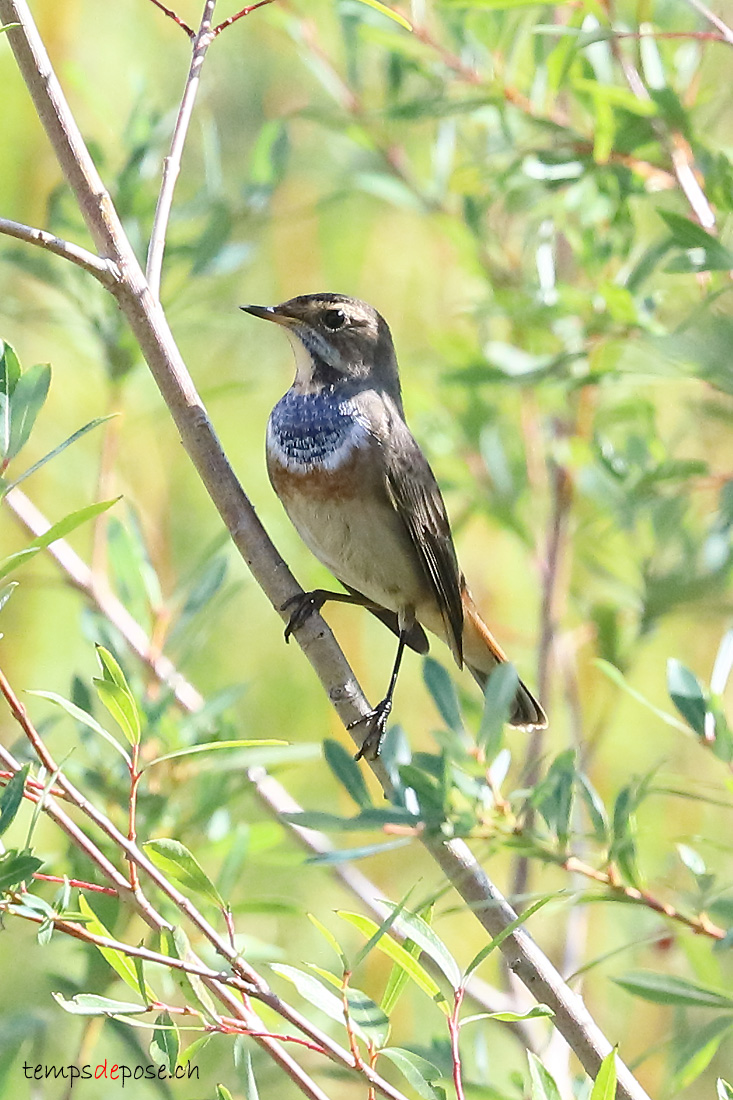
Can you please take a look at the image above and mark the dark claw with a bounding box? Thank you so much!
[350,698,392,761]
[280,591,326,642]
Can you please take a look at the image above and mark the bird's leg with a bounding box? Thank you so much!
[352,630,408,762]
[281,589,375,642]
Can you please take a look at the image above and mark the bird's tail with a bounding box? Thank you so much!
[461,589,547,730]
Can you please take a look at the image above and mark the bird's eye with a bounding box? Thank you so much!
[322,308,347,331]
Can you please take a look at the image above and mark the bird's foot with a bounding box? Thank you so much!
[350,697,392,761]
[281,590,328,642]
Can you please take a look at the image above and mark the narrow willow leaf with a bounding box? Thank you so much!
[6,362,50,460]
[337,911,448,1011]
[0,764,29,837]
[0,580,18,613]
[381,937,422,1016]
[527,1051,562,1099]
[271,964,367,1035]
[0,849,42,891]
[144,839,224,908]
[323,738,373,808]
[150,1011,180,1073]
[78,895,156,1001]
[28,689,131,765]
[94,644,141,744]
[667,658,707,736]
[461,1005,554,1025]
[718,1079,733,1099]
[0,547,40,583]
[464,893,557,979]
[594,659,688,732]
[145,739,286,769]
[351,0,413,30]
[670,1017,733,1094]
[2,415,116,495]
[614,971,733,1009]
[590,1049,617,1099]
[52,992,147,1016]
[381,903,461,991]
[0,340,21,396]
[423,657,463,734]
[478,663,519,755]
[308,913,348,967]
[378,1048,445,1100]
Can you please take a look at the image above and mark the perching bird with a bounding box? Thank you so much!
[242,294,546,760]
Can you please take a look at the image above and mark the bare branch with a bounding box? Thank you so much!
[213,0,277,36]
[0,216,119,285]
[683,0,733,45]
[146,2,217,296]
[147,0,195,38]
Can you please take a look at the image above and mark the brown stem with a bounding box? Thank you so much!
[147,0,195,37]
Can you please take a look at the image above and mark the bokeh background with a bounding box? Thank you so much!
[1,0,733,1095]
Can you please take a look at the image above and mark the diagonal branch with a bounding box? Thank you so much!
[0,3,650,1096]
[0,216,119,284]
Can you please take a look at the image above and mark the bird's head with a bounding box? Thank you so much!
[241,293,401,403]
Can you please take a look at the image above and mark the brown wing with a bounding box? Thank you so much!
[384,426,464,665]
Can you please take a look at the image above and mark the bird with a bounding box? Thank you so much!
[241,293,547,760]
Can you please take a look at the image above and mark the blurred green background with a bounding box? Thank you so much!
[1,0,733,1096]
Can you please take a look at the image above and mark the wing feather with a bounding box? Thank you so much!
[384,429,464,665]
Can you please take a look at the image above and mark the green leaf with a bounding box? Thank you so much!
[423,658,464,735]
[78,895,157,1001]
[378,1048,445,1100]
[323,738,373,808]
[307,913,348,968]
[478,663,519,755]
[590,1049,617,1100]
[614,971,733,1009]
[337,910,448,1009]
[594,659,688,733]
[52,992,147,1016]
[27,689,131,765]
[308,968,390,1045]
[670,1017,733,1093]
[145,739,287,768]
[351,0,413,30]
[0,547,41,583]
[5,363,51,461]
[0,340,21,397]
[0,580,18,614]
[0,764,29,838]
[25,499,120,551]
[381,936,422,1016]
[382,903,461,991]
[659,210,733,272]
[718,1080,733,1100]
[150,1012,180,1074]
[667,658,707,736]
[527,1051,562,1099]
[93,678,141,746]
[308,838,411,863]
[160,926,219,1023]
[1,415,116,495]
[464,894,558,979]
[272,964,367,1035]
[461,1005,554,1025]
[144,839,224,908]
[93,645,141,745]
[0,849,42,891]
[216,1086,234,1100]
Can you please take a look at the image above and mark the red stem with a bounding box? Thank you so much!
[33,873,118,896]
[449,989,466,1100]
[213,0,277,35]
[147,0,195,37]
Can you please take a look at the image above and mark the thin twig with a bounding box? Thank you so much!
[146,1,217,297]
[213,0,277,35]
[683,0,733,45]
[0,217,119,285]
[147,0,195,38]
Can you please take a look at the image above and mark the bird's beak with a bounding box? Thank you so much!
[240,304,298,328]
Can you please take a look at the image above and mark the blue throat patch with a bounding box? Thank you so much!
[268,389,366,468]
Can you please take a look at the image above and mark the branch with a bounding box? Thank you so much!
[0,3,649,1095]
[0,216,118,285]
[146,2,217,296]
[147,0,195,38]
[683,0,733,46]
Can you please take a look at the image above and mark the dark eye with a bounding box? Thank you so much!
[322,308,347,331]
